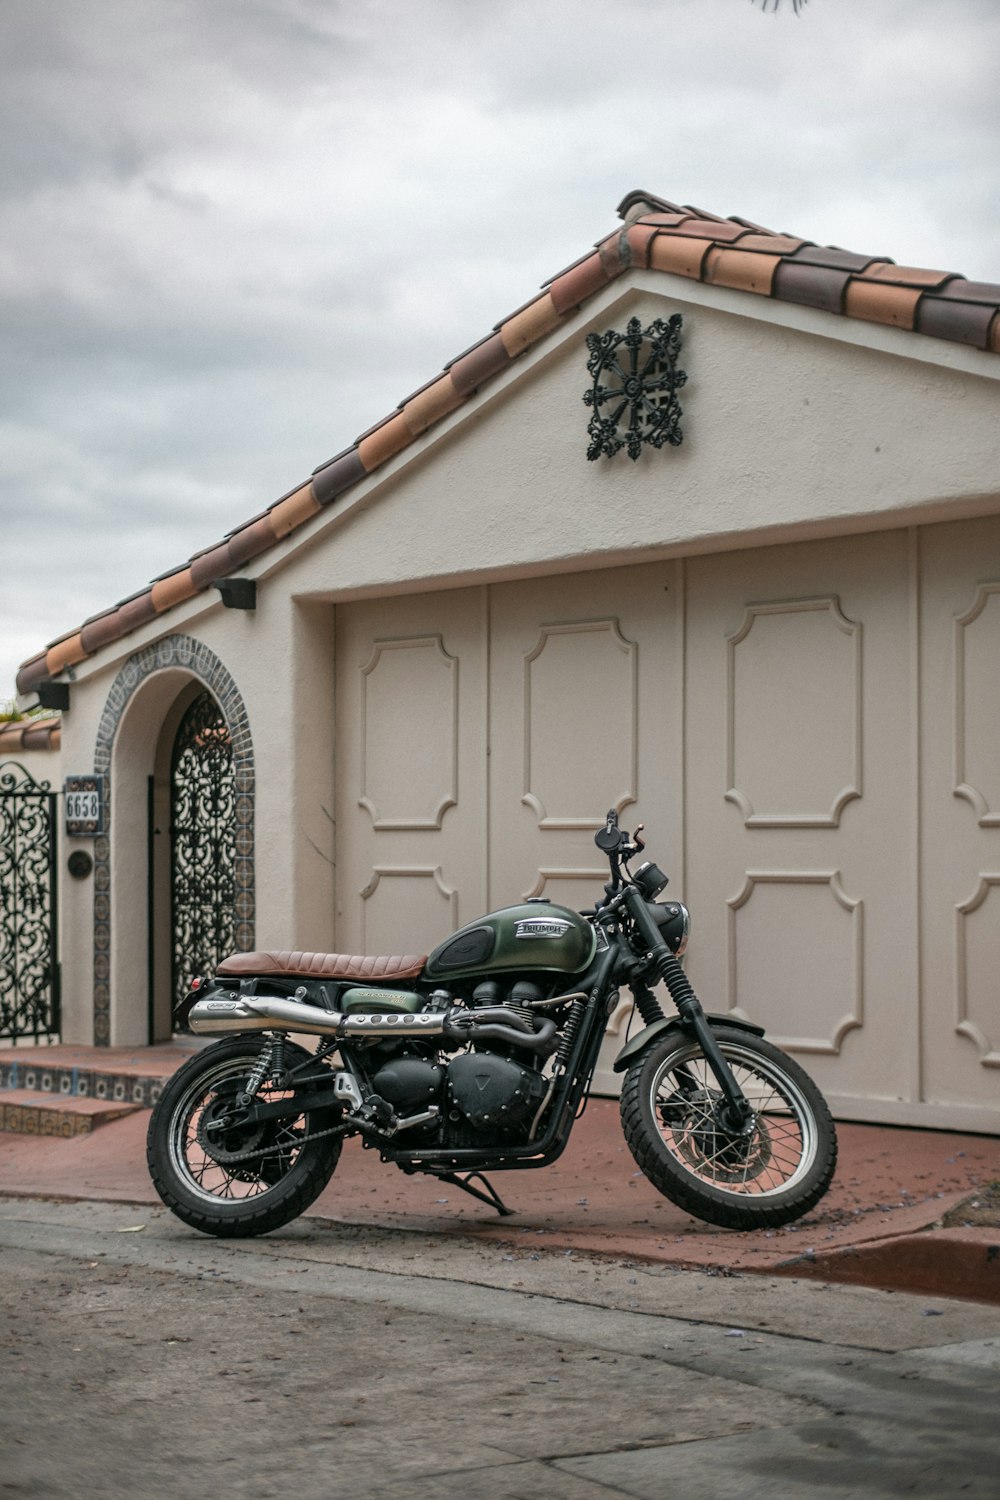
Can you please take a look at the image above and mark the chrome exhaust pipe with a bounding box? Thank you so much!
[188,993,557,1054]
[188,993,448,1039]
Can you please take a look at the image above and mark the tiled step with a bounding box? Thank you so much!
[0,1043,195,1133]
[0,1089,142,1137]
[0,1044,194,1113]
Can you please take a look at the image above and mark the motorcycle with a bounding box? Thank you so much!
[147,810,837,1237]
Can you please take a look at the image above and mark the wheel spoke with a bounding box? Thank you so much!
[649,1041,818,1198]
[166,1056,317,1206]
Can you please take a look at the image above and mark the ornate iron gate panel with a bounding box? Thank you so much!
[170,692,236,1008]
[0,762,60,1042]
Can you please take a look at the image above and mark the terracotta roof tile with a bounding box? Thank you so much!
[844,279,922,329]
[269,483,321,538]
[790,245,890,274]
[917,296,998,348]
[633,211,689,227]
[859,263,956,290]
[0,716,60,753]
[731,233,810,256]
[80,609,127,657]
[681,205,731,223]
[358,412,412,472]
[401,375,464,436]
[648,234,713,280]
[449,332,511,396]
[704,246,780,295]
[311,449,366,507]
[668,218,750,243]
[499,292,565,357]
[623,223,659,268]
[937,279,1000,305]
[151,566,198,613]
[189,540,235,591]
[549,250,618,314]
[772,261,850,314]
[228,514,279,567]
[115,590,158,635]
[616,190,688,218]
[16,654,49,694]
[45,632,86,676]
[18,190,1000,698]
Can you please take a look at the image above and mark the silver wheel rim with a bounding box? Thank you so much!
[167,1056,308,1206]
[648,1040,818,1199]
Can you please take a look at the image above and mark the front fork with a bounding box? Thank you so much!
[624,890,754,1134]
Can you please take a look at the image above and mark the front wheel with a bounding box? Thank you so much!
[620,1027,837,1230]
[147,1037,343,1237]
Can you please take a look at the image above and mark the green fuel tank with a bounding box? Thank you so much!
[425,902,596,982]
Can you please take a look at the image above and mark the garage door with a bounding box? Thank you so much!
[334,564,679,960]
[334,526,1000,1129]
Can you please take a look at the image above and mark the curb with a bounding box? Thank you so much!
[772,1225,1000,1304]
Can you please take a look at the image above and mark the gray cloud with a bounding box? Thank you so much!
[2,0,999,694]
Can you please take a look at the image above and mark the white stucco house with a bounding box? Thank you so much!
[12,189,1000,1130]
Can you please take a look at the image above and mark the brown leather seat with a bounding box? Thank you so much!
[215,950,427,982]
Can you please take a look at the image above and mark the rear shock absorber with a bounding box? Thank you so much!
[237,1036,275,1107]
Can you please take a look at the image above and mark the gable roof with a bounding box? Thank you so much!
[18,189,1000,696]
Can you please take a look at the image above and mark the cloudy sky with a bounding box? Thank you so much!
[3,0,998,698]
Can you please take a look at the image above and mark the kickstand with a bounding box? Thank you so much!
[432,1171,516,1217]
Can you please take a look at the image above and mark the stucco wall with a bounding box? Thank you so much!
[42,267,1000,1071]
[267,278,1000,605]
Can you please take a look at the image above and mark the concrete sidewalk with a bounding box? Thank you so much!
[1,1049,998,1302]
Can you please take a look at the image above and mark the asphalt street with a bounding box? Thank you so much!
[1,1197,999,1499]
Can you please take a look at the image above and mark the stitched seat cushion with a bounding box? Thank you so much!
[215,950,427,981]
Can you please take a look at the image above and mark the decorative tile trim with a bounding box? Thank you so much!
[91,635,255,1046]
[0,1058,170,1107]
[0,1103,96,1137]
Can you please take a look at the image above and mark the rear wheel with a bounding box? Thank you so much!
[620,1027,837,1230]
[147,1037,343,1237]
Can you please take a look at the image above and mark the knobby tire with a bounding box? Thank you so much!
[147,1036,343,1238]
[620,1026,837,1230]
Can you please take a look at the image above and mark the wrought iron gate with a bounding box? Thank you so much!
[0,762,60,1042]
[170,691,237,1007]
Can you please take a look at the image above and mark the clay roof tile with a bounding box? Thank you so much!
[19,189,997,693]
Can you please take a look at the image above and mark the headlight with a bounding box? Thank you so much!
[651,900,690,955]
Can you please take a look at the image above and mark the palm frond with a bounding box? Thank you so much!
[751,0,809,13]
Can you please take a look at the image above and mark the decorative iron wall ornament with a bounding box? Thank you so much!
[170,691,237,1010]
[0,761,59,1042]
[583,314,686,461]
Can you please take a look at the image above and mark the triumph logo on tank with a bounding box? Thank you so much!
[514,918,573,940]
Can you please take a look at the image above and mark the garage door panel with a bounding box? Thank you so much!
[358,634,458,830]
[335,589,486,957]
[359,865,458,957]
[488,564,681,913]
[726,597,862,828]
[522,618,638,830]
[685,531,915,1108]
[726,870,864,1055]
[920,516,1000,1115]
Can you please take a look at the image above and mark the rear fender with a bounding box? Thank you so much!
[612,1013,765,1074]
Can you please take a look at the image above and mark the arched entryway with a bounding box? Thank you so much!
[93,635,254,1045]
[168,689,237,1011]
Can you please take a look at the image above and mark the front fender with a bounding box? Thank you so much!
[612,1013,765,1074]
